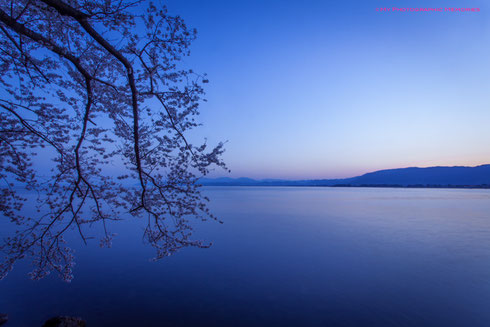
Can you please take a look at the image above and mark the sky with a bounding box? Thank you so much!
[163,0,490,179]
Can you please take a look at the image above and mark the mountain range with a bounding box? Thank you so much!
[199,164,490,188]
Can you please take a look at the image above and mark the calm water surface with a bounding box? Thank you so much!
[1,187,490,326]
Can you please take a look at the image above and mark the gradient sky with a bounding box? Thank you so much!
[164,0,490,179]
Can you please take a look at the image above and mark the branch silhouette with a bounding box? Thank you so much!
[0,0,227,281]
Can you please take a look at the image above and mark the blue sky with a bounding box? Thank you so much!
[165,0,490,179]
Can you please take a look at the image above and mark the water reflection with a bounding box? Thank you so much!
[2,187,490,326]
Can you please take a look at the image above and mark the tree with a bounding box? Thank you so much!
[0,0,226,281]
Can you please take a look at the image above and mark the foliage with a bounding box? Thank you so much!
[0,0,226,281]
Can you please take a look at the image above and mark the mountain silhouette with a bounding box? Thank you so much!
[200,165,490,188]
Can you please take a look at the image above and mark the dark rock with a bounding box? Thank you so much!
[42,316,86,327]
[0,313,8,325]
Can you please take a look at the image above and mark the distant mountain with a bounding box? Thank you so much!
[347,165,490,186]
[199,165,490,188]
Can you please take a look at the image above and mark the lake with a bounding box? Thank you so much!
[1,187,490,326]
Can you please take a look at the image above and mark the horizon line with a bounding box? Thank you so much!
[207,163,490,181]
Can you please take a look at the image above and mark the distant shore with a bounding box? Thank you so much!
[200,164,490,188]
[202,184,490,189]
